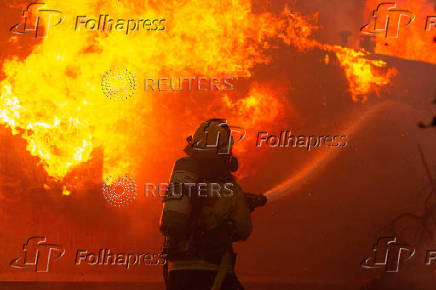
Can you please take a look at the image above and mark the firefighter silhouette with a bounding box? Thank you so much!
[160,119,265,290]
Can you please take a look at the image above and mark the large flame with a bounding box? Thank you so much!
[0,0,397,183]
[333,47,398,102]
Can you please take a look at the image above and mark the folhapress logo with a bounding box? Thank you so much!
[10,2,64,38]
[188,119,246,155]
[361,2,436,38]
[10,2,166,39]
[361,237,415,272]
[361,237,436,272]
[10,236,65,272]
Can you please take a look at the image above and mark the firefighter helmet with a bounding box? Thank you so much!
[187,119,234,155]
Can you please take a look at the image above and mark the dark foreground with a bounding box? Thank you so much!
[0,282,362,290]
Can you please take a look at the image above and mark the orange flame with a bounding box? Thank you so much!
[333,47,398,102]
[0,0,397,183]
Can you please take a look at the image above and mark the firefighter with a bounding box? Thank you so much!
[160,118,252,290]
